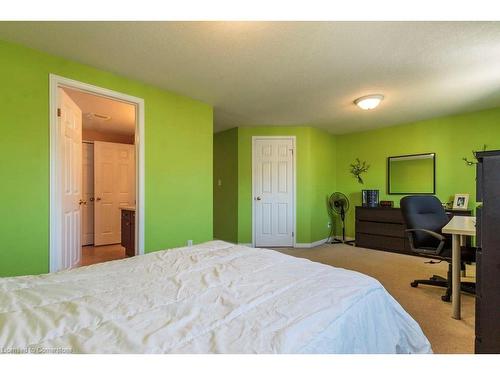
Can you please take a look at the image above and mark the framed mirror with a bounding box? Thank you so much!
[388,153,435,194]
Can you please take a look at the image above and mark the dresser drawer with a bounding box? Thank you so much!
[356,220,405,238]
[356,233,408,253]
[356,207,404,223]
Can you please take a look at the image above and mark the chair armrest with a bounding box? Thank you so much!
[405,229,446,256]
[405,229,445,241]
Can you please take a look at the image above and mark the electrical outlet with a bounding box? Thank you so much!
[187,240,193,247]
[217,179,222,187]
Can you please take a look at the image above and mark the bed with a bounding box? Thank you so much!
[0,241,431,354]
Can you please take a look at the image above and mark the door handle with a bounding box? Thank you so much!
[78,199,87,205]
[96,197,102,202]
[89,197,95,202]
[255,196,262,201]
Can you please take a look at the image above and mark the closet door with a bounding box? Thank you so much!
[59,88,82,269]
[253,138,295,247]
[94,141,135,246]
[82,142,94,246]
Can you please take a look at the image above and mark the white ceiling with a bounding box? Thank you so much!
[1,21,500,134]
[64,88,135,135]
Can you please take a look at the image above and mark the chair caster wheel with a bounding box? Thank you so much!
[410,281,418,288]
[441,295,451,302]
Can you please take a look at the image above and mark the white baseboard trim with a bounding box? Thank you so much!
[238,237,356,249]
[240,241,323,249]
[294,237,330,249]
[296,236,356,248]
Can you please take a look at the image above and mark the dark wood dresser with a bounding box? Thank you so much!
[475,150,500,353]
[120,208,136,257]
[355,206,472,255]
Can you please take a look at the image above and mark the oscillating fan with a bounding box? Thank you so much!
[327,192,354,245]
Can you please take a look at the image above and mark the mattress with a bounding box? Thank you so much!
[0,240,432,353]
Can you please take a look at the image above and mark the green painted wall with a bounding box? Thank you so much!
[309,128,337,242]
[235,126,336,244]
[0,40,213,277]
[213,128,238,242]
[336,107,500,237]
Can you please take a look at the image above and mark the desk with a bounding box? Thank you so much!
[442,216,476,319]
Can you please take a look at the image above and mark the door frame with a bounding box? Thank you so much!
[251,136,296,248]
[49,74,145,272]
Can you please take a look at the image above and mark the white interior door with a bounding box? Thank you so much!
[94,141,135,246]
[253,137,295,247]
[82,142,94,246]
[59,88,82,268]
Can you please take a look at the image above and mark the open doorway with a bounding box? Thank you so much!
[64,88,136,266]
[49,75,145,272]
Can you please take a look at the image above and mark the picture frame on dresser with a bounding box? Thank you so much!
[452,193,469,210]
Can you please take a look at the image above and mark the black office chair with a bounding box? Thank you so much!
[400,195,475,302]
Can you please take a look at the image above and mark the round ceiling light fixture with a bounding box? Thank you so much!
[354,94,384,110]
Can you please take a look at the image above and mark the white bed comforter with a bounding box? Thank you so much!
[0,241,431,354]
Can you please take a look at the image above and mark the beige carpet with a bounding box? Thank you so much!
[276,243,475,354]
